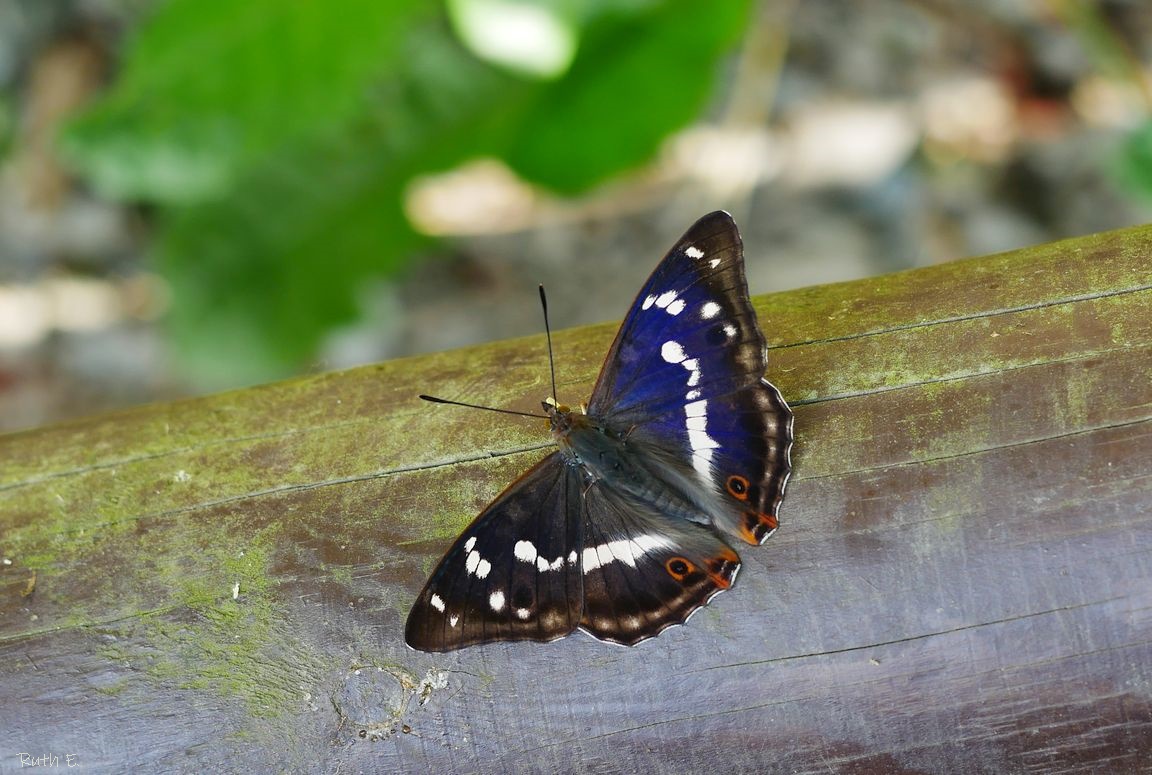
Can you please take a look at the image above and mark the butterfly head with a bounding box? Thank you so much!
[542,397,588,427]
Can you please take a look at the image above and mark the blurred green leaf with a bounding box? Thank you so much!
[0,96,13,163]
[158,26,524,386]
[64,0,427,202]
[1115,119,1152,203]
[0,91,13,162]
[63,0,753,386]
[503,0,752,192]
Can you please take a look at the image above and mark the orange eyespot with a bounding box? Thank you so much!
[726,475,750,501]
[665,557,695,581]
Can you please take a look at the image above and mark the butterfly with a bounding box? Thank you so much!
[405,211,793,652]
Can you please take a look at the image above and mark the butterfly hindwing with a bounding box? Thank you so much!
[693,379,793,545]
[405,450,744,651]
[578,484,741,645]
[405,454,584,652]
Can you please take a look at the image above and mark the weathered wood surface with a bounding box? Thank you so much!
[2,224,1151,774]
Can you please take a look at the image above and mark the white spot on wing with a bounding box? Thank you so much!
[449,615,459,627]
[514,539,566,572]
[666,298,686,316]
[685,245,704,259]
[684,398,718,478]
[642,294,657,310]
[701,301,721,319]
[514,607,531,620]
[683,358,701,386]
[689,431,720,451]
[581,534,673,573]
[690,431,719,477]
[654,290,678,309]
[597,542,623,568]
[661,340,686,364]
[464,536,477,552]
[692,449,715,477]
[430,594,446,612]
[660,332,720,482]
[513,540,537,563]
[633,534,671,553]
[537,554,565,572]
[489,590,505,612]
[466,549,492,579]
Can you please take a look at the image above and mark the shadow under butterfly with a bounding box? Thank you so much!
[406,211,794,652]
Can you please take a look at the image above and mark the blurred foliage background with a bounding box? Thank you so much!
[1,0,1151,432]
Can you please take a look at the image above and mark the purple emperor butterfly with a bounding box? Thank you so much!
[406,211,793,651]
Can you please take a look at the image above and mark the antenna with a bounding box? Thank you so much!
[418,394,545,418]
[418,284,560,420]
[539,284,558,403]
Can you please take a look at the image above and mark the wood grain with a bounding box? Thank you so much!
[1,224,1150,773]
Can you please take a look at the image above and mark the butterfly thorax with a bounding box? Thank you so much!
[546,401,705,522]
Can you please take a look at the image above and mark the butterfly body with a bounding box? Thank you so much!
[550,402,708,525]
[406,212,793,652]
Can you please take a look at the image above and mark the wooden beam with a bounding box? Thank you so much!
[2,224,1150,771]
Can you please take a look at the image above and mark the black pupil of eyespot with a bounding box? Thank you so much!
[671,560,688,574]
[730,477,746,494]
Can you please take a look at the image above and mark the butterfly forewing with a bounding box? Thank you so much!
[587,211,767,424]
[405,454,584,652]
